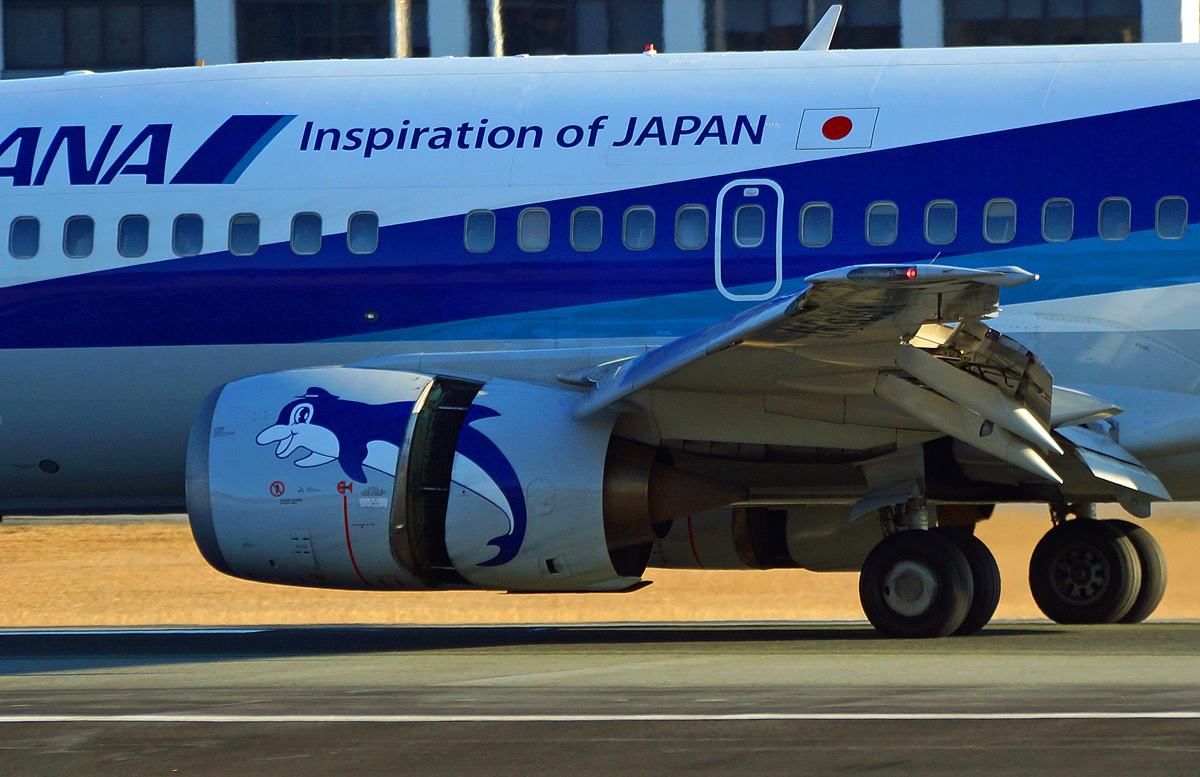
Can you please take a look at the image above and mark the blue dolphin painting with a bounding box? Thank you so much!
[255,387,526,566]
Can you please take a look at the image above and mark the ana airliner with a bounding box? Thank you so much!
[0,8,1191,636]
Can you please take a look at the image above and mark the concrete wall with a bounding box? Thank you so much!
[663,0,706,52]
[900,0,943,47]
[195,0,237,65]
[1142,0,1200,43]
[428,0,470,56]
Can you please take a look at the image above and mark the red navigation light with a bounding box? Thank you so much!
[644,44,657,55]
[905,267,918,279]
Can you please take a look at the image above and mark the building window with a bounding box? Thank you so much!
[469,0,663,56]
[4,0,194,71]
[64,216,94,258]
[518,208,551,252]
[571,208,603,252]
[924,200,957,245]
[866,201,898,246]
[291,213,323,255]
[118,215,149,258]
[708,0,900,51]
[1099,198,1131,241]
[623,207,655,250]
[800,202,832,247]
[173,214,204,257]
[408,0,431,56]
[1042,198,1074,242]
[464,210,496,252]
[238,0,390,62]
[347,212,379,254]
[9,218,39,260]
[675,205,709,250]
[229,214,261,256]
[984,199,1017,244]
[945,0,1141,46]
[1156,197,1187,240]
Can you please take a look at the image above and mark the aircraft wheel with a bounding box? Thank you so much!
[859,529,973,638]
[1106,519,1167,624]
[933,527,1001,635]
[1028,519,1141,624]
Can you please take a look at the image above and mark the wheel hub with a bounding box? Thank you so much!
[883,560,939,617]
[1051,542,1109,604]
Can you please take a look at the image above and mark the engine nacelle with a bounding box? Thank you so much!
[187,367,740,592]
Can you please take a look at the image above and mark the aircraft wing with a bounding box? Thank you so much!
[569,263,1168,504]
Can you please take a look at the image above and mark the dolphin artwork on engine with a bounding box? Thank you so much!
[254,387,414,484]
[255,387,527,566]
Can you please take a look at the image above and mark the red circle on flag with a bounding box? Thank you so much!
[822,116,853,141]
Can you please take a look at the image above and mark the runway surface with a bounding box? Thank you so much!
[1,621,1199,775]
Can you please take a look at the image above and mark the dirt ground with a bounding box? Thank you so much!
[1,505,1197,627]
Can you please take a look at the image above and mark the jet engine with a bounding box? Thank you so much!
[185,367,741,592]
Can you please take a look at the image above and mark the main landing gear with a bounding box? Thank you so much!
[1028,505,1167,624]
[858,501,1167,638]
[858,503,1001,638]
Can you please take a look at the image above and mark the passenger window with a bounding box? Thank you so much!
[924,201,956,245]
[518,208,550,252]
[1156,197,1187,240]
[866,202,898,246]
[63,216,94,258]
[800,202,832,248]
[229,214,260,256]
[675,205,708,250]
[623,207,655,250]
[984,199,1016,244]
[571,208,602,251]
[464,210,495,253]
[173,214,203,257]
[1098,198,1131,241]
[118,215,149,258]
[9,217,39,259]
[734,205,765,248]
[291,213,322,255]
[347,212,379,254]
[1042,199,1074,242]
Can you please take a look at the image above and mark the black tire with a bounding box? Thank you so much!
[1028,519,1141,624]
[934,527,1001,635]
[859,530,974,638]
[1106,519,1167,624]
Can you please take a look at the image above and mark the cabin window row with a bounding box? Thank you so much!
[462,197,1191,255]
[7,212,382,259]
[465,205,712,254]
[885,197,1187,247]
[816,197,1189,247]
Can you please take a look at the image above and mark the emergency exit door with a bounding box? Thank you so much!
[714,179,784,301]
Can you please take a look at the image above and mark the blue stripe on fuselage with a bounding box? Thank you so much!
[5,99,1200,348]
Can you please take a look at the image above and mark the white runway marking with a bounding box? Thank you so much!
[1,712,1199,724]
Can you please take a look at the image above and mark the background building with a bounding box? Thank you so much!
[0,0,1194,78]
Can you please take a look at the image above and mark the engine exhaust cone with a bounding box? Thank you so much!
[603,438,746,552]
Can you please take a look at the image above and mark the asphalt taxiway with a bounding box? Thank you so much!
[1,621,1198,775]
